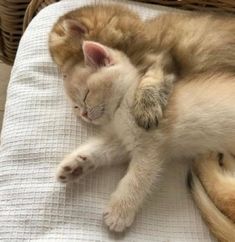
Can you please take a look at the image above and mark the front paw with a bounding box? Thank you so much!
[56,154,95,183]
[133,87,164,129]
[103,198,136,232]
[133,84,171,130]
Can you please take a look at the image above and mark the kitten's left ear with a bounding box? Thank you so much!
[82,41,113,68]
[62,19,87,36]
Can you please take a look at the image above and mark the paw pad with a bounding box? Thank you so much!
[56,154,94,183]
[71,166,83,176]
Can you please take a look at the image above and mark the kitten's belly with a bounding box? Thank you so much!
[165,127,235,161]
[166,139,214,161]
[112,102,235,163]
[112,106,217,160]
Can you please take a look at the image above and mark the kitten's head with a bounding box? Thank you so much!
[64,41,138,125]
[49,4,143,69]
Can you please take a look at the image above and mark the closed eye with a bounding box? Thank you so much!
[83,90,90,103]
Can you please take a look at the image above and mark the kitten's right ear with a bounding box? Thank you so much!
[82,41,113,68]
[62,19,87,36]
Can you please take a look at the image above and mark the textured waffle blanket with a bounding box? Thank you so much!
[0,0,215,241]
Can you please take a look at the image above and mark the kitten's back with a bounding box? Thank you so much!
[146,13,235,74]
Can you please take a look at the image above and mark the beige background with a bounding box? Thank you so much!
[0,62,12,133]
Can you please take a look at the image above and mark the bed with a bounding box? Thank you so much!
[0,0,216,241]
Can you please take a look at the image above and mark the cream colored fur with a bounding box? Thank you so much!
[56,42,235,233]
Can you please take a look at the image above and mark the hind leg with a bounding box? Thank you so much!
[192,152,235,221]
[222,152,235,174]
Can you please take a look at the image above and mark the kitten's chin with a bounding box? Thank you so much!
[77,113,109,126]
[89,117,105,126]
[80,116,93,124]
[79,115,101,126]
[88,116,110,126]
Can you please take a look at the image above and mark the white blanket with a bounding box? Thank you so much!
[0,0,215,241]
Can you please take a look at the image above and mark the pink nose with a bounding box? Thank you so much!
[81,111,88,117]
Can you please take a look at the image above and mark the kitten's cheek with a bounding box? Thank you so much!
[73,111,84,121]
[73,110,80,117]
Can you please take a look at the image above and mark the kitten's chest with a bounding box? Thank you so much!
[112,106,141,152]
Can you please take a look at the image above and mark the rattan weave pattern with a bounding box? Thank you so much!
[0,0,31,64]
[135,0,235,13]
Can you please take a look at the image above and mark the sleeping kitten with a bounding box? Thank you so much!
[49,4,235,129]
[56,41,235,232]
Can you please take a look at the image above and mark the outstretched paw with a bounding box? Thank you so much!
[56,154,95,183]
[103,199,136,232]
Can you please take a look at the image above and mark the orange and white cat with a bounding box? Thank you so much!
[56,41,235,235]
[49,4,235,129]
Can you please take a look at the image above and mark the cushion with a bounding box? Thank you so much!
[0,0,215,241]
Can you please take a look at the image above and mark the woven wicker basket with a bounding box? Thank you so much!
[136,0,235,13]
[23,0,60,31]
[0,0,235,65]
[0,0,31,64]
[0,0,59,65]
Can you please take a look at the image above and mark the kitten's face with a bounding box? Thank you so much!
[63,41,138,125]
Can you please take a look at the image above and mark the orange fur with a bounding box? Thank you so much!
[49,4,145,70]
[193,153,235,222]
[188,169,235,242]
[189,153,235,241]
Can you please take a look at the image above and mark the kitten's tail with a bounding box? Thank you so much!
[187,170,235,242]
